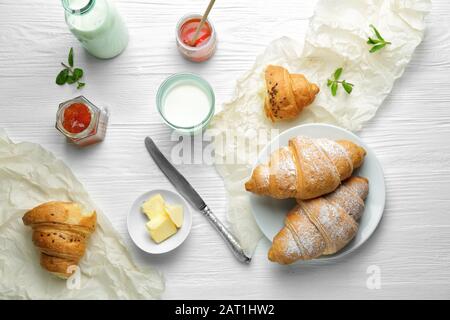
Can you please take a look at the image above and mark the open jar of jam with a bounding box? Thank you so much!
[176,14,217,62]
[56,96,109,147]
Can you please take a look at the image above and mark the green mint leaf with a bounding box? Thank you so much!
[57,48,87,88]
[370,24,384,41]
[67,75,76,84]
[334,68,343,80]
[327,79,333,87]
[370,43,386,53]
[367,37,380,45]
[68,47,74,67]
[331,82,338,96]
[73,68,83,81]
[342,80,353,94]
[367,24,391,53]
[56,69,69,85]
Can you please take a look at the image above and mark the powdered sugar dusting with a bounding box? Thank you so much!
[283,229,303,259]
[298,224,325,258]
[293,136,341,197]
[316,138,353,179]
[287,207,326,259]
[270,147,298,196]
[316,203,352,245]
[326,183,365,221]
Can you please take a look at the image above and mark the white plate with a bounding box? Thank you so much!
[250,123,385,261]
[127,189,192,254]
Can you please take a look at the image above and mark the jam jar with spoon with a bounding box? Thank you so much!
[176,13,217,62]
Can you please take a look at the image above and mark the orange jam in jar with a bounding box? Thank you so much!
[62,102,92,134]
[56,96,109,147]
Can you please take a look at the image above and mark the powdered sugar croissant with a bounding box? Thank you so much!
[22,201,96,279]
[268,176,369,264]
[245,136,366,200]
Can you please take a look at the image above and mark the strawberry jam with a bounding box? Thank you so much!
[176,14,217,62]
[180,18,212,47]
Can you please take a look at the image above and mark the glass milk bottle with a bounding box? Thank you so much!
[62,0,129,59]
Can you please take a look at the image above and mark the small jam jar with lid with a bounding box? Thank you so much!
[56,96,109,147]
[176,14,217,62]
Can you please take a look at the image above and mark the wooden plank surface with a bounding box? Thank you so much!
[1,0,450,299]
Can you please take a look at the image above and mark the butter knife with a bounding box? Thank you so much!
[144,137,251,264]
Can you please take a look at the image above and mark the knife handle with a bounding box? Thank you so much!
[201,205,252,264]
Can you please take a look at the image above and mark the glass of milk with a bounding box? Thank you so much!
[62,0,129,59]
[156,73,215,135]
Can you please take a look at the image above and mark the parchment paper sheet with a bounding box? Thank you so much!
[0,130,164,299]
[210,0,431,255]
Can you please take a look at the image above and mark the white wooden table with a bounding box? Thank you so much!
[1,0,450,299]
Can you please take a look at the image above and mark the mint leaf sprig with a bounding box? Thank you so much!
[367,24,391,53]
[56,47,85,89]
[327,67,353,96]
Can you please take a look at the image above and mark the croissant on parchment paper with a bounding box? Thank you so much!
[268,176,369,264]
[245,136,366,200]
[264,65,319,121]
[22,201,96,279]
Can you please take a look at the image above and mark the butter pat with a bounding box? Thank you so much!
[146,214,177,243]
[142,194,165,220]
[165,204,184,228]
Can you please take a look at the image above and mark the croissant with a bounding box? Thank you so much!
[268,176,369,264]
[22,201,96,279]
[245,136,366,200]
[264,65,319,121]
